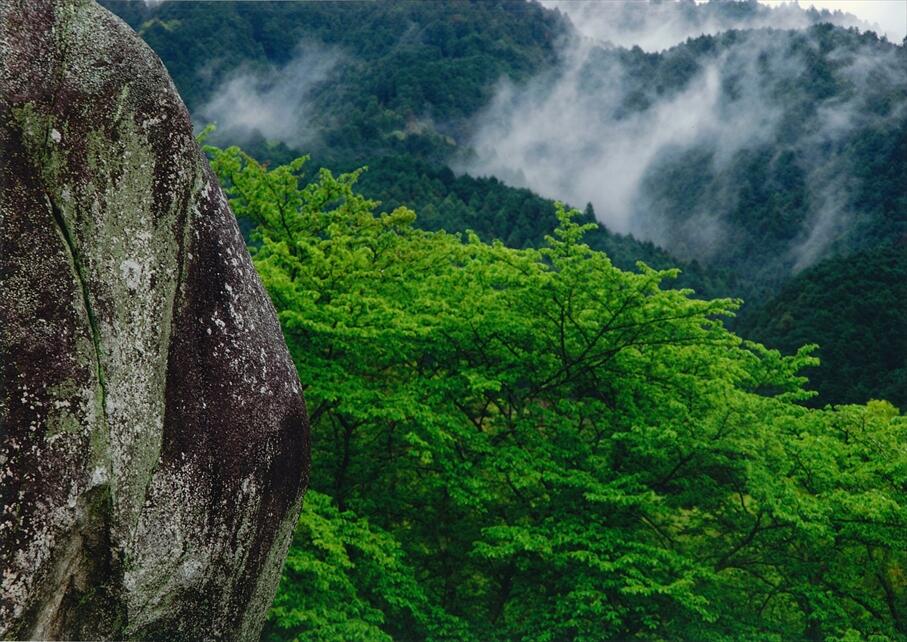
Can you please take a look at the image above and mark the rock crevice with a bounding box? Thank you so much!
[47,192,110,418]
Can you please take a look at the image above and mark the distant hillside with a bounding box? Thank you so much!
[545,0,872,51]
[104,0,907,407]
[738,244,907,409]
[463,24,907,300]
[102,0,568,164]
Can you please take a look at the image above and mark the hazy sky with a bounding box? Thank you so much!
[758,1,906,41]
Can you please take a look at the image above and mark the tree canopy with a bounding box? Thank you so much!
[739,245,907,409]
[209,145,907,641]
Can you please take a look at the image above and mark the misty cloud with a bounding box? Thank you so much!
[460,23,907,274]
[197,44,339,147]
[460,32,790,242]
[787,43,907,269]
[541,0,870,52]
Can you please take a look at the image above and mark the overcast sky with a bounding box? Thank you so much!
[759,0,906,41]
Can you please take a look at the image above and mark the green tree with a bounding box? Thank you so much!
[209,146,907,641]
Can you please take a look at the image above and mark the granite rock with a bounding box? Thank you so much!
[0,1,310,638]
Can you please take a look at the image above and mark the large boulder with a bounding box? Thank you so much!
[0,0,310,638]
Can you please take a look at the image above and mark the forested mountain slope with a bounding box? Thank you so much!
[104,0,734,295]
[101,0,567,164]
[738,244,907,409]
[105,0,906,293]
[102,0,907,408]
[464,24,907,298]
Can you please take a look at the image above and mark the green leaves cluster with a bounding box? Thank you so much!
[209,146,907,641]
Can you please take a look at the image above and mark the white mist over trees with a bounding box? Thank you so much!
[541,0,874,51]
[460,22,907,283]
[197,44,339,148]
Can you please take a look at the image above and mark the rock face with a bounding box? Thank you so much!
[0,0,310,638]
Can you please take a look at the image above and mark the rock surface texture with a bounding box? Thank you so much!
[0,0,310,638]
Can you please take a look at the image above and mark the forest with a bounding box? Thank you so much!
[98,1,907,639]
[103,0,907,410]
[207,145,905,640]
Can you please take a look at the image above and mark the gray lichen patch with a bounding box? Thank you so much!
[1,1,310,639]
[65,103,185,539]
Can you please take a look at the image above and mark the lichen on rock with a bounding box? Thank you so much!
[0,1,310,639]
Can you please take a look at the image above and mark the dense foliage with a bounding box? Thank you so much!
[739,246,907,410]
[352,155,735,299]
[210,146,907,641]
